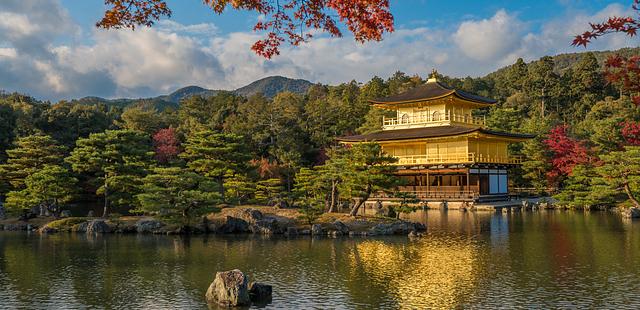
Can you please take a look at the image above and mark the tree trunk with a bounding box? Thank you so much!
[102,178,109,218]
[624,183,640,208]
[349,186,371,217]
[328,181,338,213]
[218,175,225,202]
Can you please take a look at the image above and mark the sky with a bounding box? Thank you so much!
[0,0,638,101]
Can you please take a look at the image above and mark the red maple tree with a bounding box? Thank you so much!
[573,0,640,105]
[97,0,394,58]
[152,127,181,163]
[621,120,640,145]
[544,125,592,179]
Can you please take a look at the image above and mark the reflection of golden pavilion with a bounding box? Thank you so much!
[349,238,484,308]
[340,71,533,202]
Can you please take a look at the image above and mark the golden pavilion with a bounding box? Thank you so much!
[339,72,534,202]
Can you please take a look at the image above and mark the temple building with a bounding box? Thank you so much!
[339,72,534,202]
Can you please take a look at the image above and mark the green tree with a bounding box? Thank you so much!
[225,174,256,205]
[594,146,640,208]
[0,134,66,192]
[180,130,250,202]
[255,178,285,206]
[117,105,167,135]
[330,143,398,216]
[5,165,77,216]
[66,130,153,217]
[293,168,325,224]
[390,191,420,218]
[136,167,221,225]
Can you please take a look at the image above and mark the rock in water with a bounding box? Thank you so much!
[86,219,110,234]
[60,210,72,218]
[205,269,251,307]
[311,224,322,235]
[249,282,273,304]
[622,207,640,219]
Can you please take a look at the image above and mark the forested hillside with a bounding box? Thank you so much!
[1,47,639,218]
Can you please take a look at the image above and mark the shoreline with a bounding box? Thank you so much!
[0,206,427,236]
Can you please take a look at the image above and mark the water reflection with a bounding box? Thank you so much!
[0,210,638,309]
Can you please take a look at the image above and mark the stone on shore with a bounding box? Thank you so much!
[205,269,251,307]
[60,210,72,218]
[333,220,349,234]
[86,219,110,234]
[135,219,164,233]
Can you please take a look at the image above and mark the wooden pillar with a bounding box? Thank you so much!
[466,168,470,194]
[426,169,430,195]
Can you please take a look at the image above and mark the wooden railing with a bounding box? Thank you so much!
[383,111,485,129]
[394,152,523,165]
[372,189,479,200]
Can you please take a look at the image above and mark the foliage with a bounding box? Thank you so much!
[5,165,77,215]
[66,130,153,216]
[180,130,250,202]
[543,124,592,180]
[331,143,399,216]
[254,178,285,206]
[152,127,181,164]
[136,167,221,224]
[574,1,640,105]
[390,191,420,218]
[621,121,640,146]
[294,168,325,224]
[594,146,640,208]
[98,0,394,58]
[0,134,66,192]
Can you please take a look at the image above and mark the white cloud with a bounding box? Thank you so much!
[453,10,525,61]
[0,0,638,101]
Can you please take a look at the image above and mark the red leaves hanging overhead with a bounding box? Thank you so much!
[573,0,640,105]
[98,0,394,59]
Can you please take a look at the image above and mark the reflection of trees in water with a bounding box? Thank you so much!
[347,236,486,309]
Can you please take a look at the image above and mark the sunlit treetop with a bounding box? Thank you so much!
[97,0,395,59]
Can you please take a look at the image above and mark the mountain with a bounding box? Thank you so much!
[234,76,313,98]
[72,76,314,109]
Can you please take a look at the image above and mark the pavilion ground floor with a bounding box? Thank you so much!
[374,164,518,202]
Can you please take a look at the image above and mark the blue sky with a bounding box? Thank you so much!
[1,0,638,101]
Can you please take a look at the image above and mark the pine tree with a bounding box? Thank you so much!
[594,146,640,208]
[180,130,250,202]
[331,143,399,216]
[5,165,77,216]
[293,168,325,224]
[136,167,221,225]
[0,134,66,192]
[255,178,285,206]
[225,174,256,205]
[66,130,153,217]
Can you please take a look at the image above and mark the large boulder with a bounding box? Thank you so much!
[86,219,111,234]
[622,207,640,219]
[218,216,250,233]
[333,220,350,234]
[205,269,251,307]
[135,219,164,233]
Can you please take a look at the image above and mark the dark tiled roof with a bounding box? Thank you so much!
[370,81,497,105]
[338,126,535,142]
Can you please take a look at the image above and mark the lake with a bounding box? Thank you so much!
[1,210,639,309]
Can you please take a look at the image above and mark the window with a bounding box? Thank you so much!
[432,111,441,121]
[401,113,409,124]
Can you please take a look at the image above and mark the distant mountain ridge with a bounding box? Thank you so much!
[73,76,314,109]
